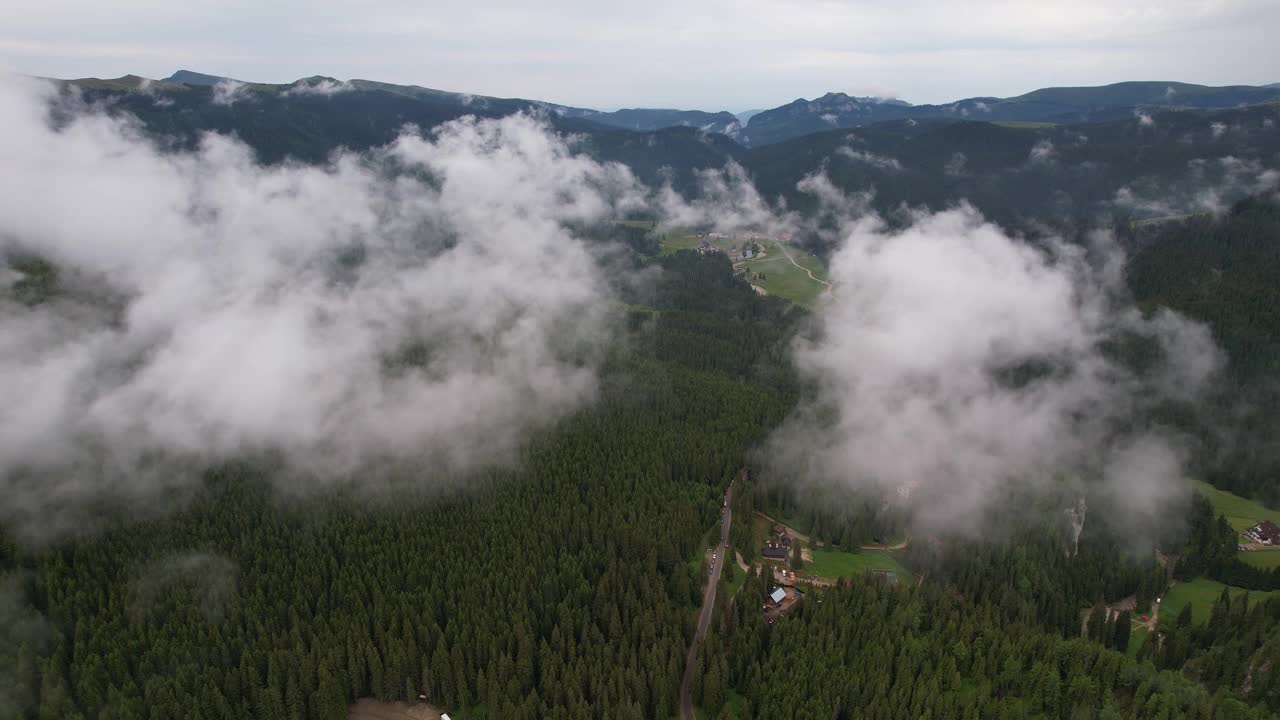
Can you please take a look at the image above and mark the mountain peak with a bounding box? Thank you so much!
[165,70,245,86]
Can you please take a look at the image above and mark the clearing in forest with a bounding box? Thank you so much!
[1196,480,1278,533]
[1195,481,1280,567]
[1157,577,1280,628]
[349,699,445,720]
[805,548,914,583]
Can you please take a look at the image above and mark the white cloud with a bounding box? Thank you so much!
[769,204,1220,533]
[0,75,642,539]
[837,146,903,171]
[1028,139,1056,164]
[284,78,353,96]
[211,78,248,105]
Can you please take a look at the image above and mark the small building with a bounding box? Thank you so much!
[780,535,792,548]
[773,523,786,535]
[1246,520,1280,545]
[761,545,788,561]
[769,587,786,607]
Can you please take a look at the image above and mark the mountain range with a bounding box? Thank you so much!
[57,70,1280,148]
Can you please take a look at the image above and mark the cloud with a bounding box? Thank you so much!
[944,152,967,176]
[1028,139,1056,164]
[654,161,787,233]
[284,78,354,96]
[836,146,903,171]
[1135,109,1154,127]
[211,78,248,105]
[1114,185,1176,216]
[1116,155,1280,216]
[768,203,1221,534]
[1210,121,1228,139]
[0,75,641,540]
[128,552,239,622]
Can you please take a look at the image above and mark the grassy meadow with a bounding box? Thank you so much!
[1158,577,1280,628]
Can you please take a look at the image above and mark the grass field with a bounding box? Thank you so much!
[657,232,702,256]
[1240,549,1280,569]
[1195,481,1277,533]
[750,515,770,557]
[737,240,828,308]
[720,556,747,600]
[1127,626,1149,658]
[688,526,714,578]
[992,120,1057,129]
[655,232,830,308]
[805,548,912,582]
[1158,578,1280,628]
[1131,213,1195,228]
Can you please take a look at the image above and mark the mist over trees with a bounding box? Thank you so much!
[4,70,1280,720]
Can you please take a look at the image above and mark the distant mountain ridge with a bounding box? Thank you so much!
[57,71,1280,148]
[739,81,1280,145]
[165,69,242,86]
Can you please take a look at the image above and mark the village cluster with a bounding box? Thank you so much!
[1239,520,1280,551]
[694,232,765,262]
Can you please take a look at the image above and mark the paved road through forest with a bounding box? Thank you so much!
[679,482,733,720]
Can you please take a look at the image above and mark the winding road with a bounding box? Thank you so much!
[679,481,734,720]
[776,242,831,286]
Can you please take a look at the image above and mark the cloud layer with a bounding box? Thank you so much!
[770,204,1220,533]
[0,76,640,538]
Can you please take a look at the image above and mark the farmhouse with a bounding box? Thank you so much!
[1246,520,1280,545]
[761,545,789,561]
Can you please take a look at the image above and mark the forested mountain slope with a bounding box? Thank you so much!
[744,104,1280,239]
[56,76,1279,235]
[1128,196,1280,506]
[0,251,798,720]
[739,81,1280,146]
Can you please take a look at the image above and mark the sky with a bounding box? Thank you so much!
[1,0,1279,113]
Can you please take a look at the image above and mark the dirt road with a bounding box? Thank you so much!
[753,511,810,543]
[680,481,735,720]
[776,242,830,286]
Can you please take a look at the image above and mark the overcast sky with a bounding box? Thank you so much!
[2,0,1278,111]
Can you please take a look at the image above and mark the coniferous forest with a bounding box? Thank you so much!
[6,67,1280,720]
[7,216,1280,718]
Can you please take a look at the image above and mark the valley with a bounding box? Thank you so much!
[3,43,1280,720]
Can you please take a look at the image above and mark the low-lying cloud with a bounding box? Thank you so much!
[1116,154,1280,216]
[284,78,354,96]
[768,204,1220,534]
[0,75,643,539]
[211,78,248,105]
[837,147,903,171]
